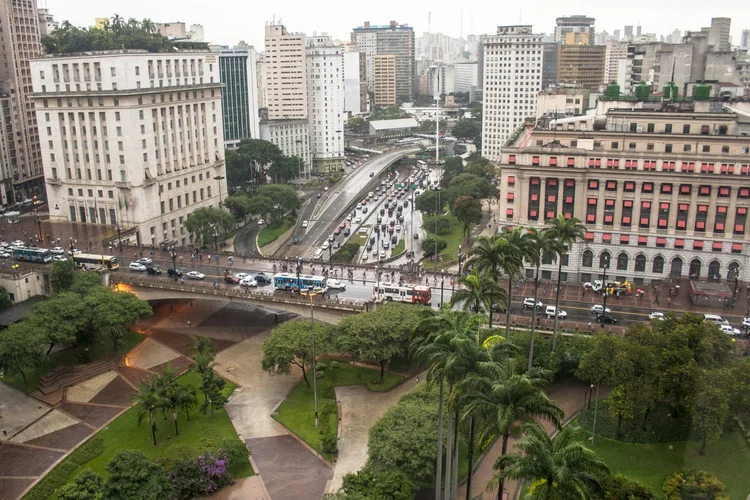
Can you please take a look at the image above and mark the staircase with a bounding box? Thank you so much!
[37,355,119,395]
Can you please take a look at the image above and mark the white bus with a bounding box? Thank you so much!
[373,282,432,305]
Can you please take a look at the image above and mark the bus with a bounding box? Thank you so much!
[273,273,327,292]
[417,160,427,168]
[373,282,432,305]
[11,247,52,263]
[72,253,120,270]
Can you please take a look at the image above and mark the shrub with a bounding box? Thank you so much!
[321,385,336,399]
[341,468,417,500]
[316,371,325,379]
[423,215,452,235]
[154,443,199,471]
[603,474,655,500]
[168,451,234,500]
[421,235,447,257]
[56,469,105,500]
[218,437,249,467]
[330,360,340,369]
[316,362,327,371]
[24,437,104,500]
[663,470,729,500]
[331,242,361,263]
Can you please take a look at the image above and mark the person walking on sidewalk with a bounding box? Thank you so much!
[654,294,660,306]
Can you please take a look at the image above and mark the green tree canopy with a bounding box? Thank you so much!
[226,138,301,189]
[341,468,417,500]
[103,450,171,500]
[57,469,105,500]
[84,287,152,351]
[256,184,301,221]
[49,259,75,292]
[449,173,497,200]
[422,235,448,258]
[184,207,235,248]
[335,303,432,383]
[414,189,442,216]
[29,292,89,352]
[262,318,332,388]
[0,321,45,385]
[42,17,177,54]
[453,195,483,237]
[422,215,451,235]
[223,192,253,221]
[246,195,275,223]
[346,116,368,134]
[0,286,10,311]
[451,118,480,141]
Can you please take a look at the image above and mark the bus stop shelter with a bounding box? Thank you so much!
[689,280,734,308]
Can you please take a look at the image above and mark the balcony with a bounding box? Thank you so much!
[115,181,131,189]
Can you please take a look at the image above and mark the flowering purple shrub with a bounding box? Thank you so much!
[168,450,234,500]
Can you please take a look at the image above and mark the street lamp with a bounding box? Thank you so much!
[457,245,464,276]
[590,382,600,445]
[296,257,303,293]
[169,246,178,281]
[731,266,741,307]
[116,225,122,251]
[328,235,334,263]
[213,175,225,209]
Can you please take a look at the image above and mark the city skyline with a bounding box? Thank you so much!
[47,0,748,52]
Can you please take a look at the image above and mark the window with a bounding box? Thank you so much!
[647,143,655,151]
[683,124,690,134]
[665,144,672,153]
[647,123,655,133]
[629,142,636,150]
[702,145,710,153]
[635,255,646,272]
[582,250,593,268]
[611,141,619,149]
[599,252,611,269]
[665,124,672,133]
[722,146,730,154]
[653,256,664,274]
[617,253,628,271]
[683,144,691,152]
[642,182,653,193]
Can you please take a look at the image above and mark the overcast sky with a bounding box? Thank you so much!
[45,0,749,51]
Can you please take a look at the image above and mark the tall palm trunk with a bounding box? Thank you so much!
[528,266,540,371]
[465,417,475,500]
[452,408,459,499]
[497,434,510,500]
[505,275,513,336]
[435,378,445,500]
[444,383,454,498]
[551,257,563,351]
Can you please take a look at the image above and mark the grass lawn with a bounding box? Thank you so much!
[392,238,406,257]
[68,371,252,481]
[258,216,296,248]
[423,214,464,270]
[273,361,405,461]
[2,330,145,394]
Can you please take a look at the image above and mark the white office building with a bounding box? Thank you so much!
[343,51,364,115]
[481,25,543,162]
[306,36,345,174]
[453,62,478,93]
[605,41,628,85]
[29,51,227,247]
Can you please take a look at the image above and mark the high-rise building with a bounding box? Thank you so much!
[37,8,58,36]
[542,43,559,91]
[188,24,204,42]
[708,17,731,51]
[624,26,634,39]
[476,34,486,89]
[0,0,45,200]
[216,47,260,149]
[344,52,364,115]
[453,63,478,93]
[554,15,595,45]
[557,45,606,90]
[306,35,345,175]
[482,25,543,162]
[636,24,642,37]
[613,29,621,41]
[605,41,629,84]
[670,29,681,44]
[29,51,227,246]
[373,54,396,107]
[741,29,750,49]
[0,96,16,204]
[262,24,310,177]
[352,21,415,101]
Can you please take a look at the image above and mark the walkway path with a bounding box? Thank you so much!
[459,380,610,500]
[330,372,426,492]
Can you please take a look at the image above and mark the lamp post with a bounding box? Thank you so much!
[116,225,122,251]
[600,258,610,323]
[433,186,441,262]
[731,266,740,307]
[169,246,178,281]
[296,257,303,294]
[328,235,334,263]
[457,245,464,276]
[591,382,600,445]
[213,175,225,209]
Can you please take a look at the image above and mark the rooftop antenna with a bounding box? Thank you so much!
[428,12,431,34]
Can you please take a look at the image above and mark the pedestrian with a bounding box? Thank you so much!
[274,313,279,323]
[654,294,660,306]
[187,320,191,327]
[416,376,420,383]
[667,297,671,308]
[588,321,592,332]
[200,254,203,263]
[2,427,6,437]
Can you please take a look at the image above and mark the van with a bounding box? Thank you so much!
[703,314,729,325]
[314,249,324,260]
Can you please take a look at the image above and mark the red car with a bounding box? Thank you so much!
[224,275,240,284]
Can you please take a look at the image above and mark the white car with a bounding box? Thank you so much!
[321,241,329,250]
[545,306,567,319]
[11,240,25,247]
[327,279,347,290]
[52,255,68,262]
[257,219,265,226]
[362,253,369,261]
[649,312,665,321]
[380,250,386,258]
[590,304,612,315]
[742,317,750,328]
[0,251,10,259]
[523,297,543,309]
[302,220,309,228]
[395,225,401,232]
[719,324,741,336]
[68,248,81,256]
[354,217,362,223]
[240,278,258,287]
[186,271,205,280]
[129,262,147,272]
[50,246,65,255]
[235,273,250,280]
[136,257,153,265]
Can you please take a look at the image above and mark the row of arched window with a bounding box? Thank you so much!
[581,250,740,279]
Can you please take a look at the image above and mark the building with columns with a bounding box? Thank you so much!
[29,50,227,247]
[497,101,750,285]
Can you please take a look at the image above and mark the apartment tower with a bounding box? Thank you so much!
[216,47,260,148]
[352,21,415,101]
[373,54,397,107]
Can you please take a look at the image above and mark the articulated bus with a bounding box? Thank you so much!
[72,253,120,270]
[273,273,327,292]
[11,247,52,263]
[373,282,432,305]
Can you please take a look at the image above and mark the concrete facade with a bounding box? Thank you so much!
[0,270,47,303]
[343,52,365,115]
[29,51,227,247]
[605,41,628,85]
[373,54,396,107]
[352,21,415,101]
[259,120,310,177]
[554,15,595,45]
[482,26,543,162]
[0,0,45,200]
[453,63,478,93]
[557,45,606,90]
[498,106,750,285]
[306,36,345,175]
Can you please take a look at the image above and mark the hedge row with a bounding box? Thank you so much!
[24,437,104,500]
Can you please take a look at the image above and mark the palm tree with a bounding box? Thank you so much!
[450,271,507,330]
[524,229,562,371]
[466,235,505,282]
[496,228,529,337]
[545,216,585,351]
[132,378,165,446]
[460,359,564,500]
[174,384,198,422]
[154,364,180,433]
[492,424,609,500]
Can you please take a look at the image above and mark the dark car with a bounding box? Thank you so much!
[597,314,618,324]
[146,266,161,275]
[254,273,272,284]
[225,275,240,284]
[292,236,299,244]
[167,268,183,278]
